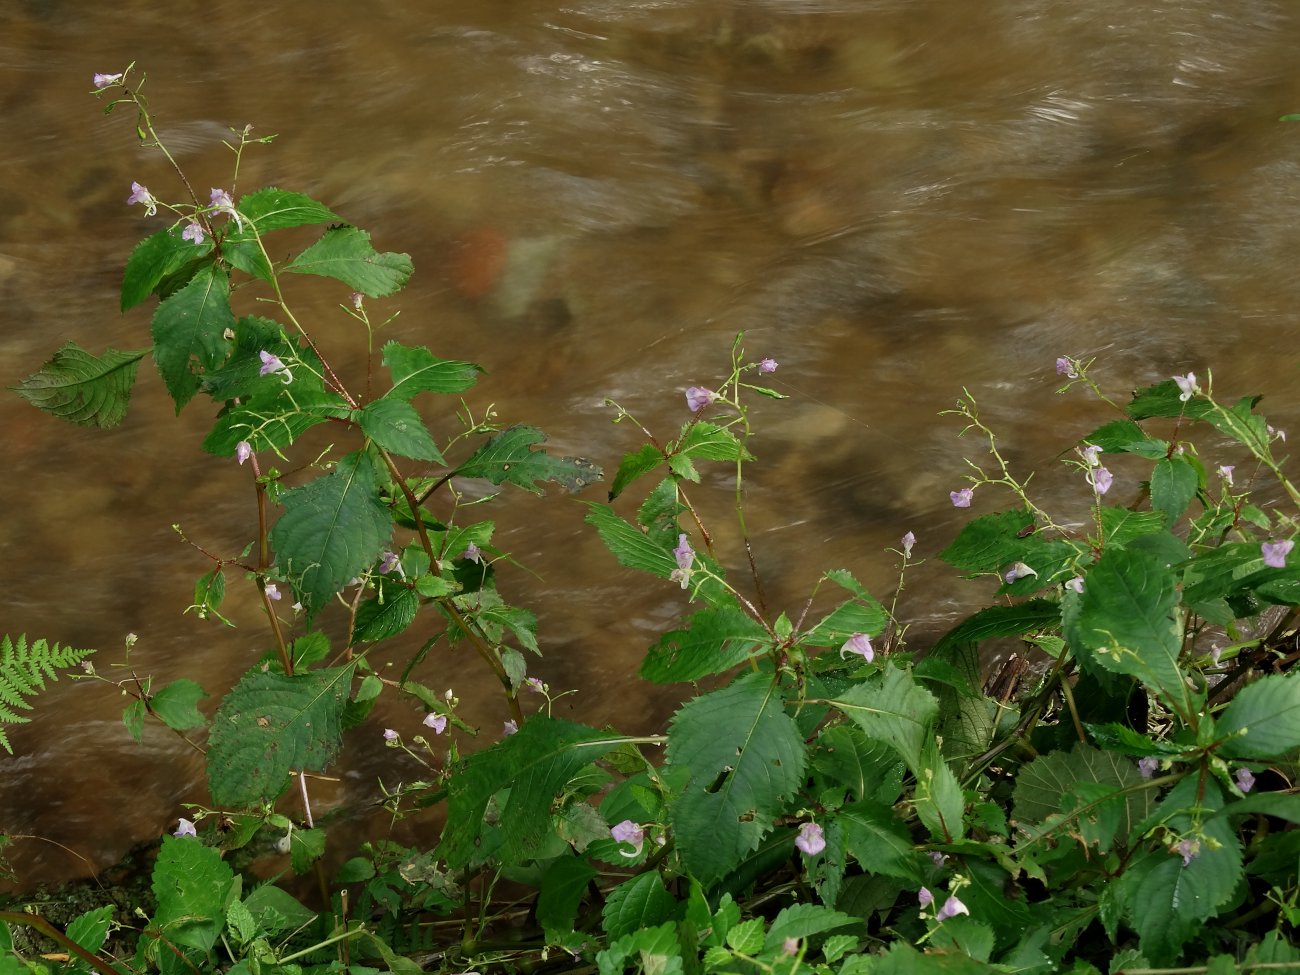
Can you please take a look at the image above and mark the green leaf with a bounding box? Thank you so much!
[929,600,1060,657]
[65,905,114,958]
[1127,380,1219,423]
[122,226,212,312]
[763,903,858,950]
[837,801,925,883]
[1218,673,1300,758]
[1151,456,1200,523]
[667,672,807,884]
[602,871,680,941]
[598,922,683,975]
[725,918,766,954]
[352,584,419,643]
[381,341,482,400]
[585,503,676,577]
[1100,507,1169,547]
[1012,743,1153,854]
[831,663,937,770]
[609,444,664,501]
[641,606,769,683]
[13,342,149,428]
[538,856,598,940]
[270,451,394,616]
[831,665,964,840]
[151,263,234,411]
[812,724,904,805]
[803,570,889,646]
[284,225,412,297]
[1069,544,1191,715]
[149,679,208,731]
[357,398,445,463]
[290,826,327,874]
[439,717,627,868]
[236,187,340,232]
[1080,419,1168,458]
[206,664,353,807]
[0,635,96,754]
[149,835,236,952]
[203,386,350,458]
[455,424,602,494]
[674,421,753,463]
[939,509,1035,572]
[1116,778,1241,965]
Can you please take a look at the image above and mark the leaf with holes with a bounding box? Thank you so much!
[667,672,807,884]
[207,664,352,807]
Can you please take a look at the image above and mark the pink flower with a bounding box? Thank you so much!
[918,887,934,908]
[611,819,645,857]
[93,72,123,88]
[460,542,482,563]
[1137,757,1159,779]
[1065,576,1084,594]
[1177,838,1199,866]
[1003,562,1038,584]
[1055,357,1078,378]
[423,713,447,735]
[264,582,281,601]
[1218,465,1235,487]
[173,818,197,838]
[1262,540,1294,569]
[759,358,778,374]
[383,728,398,741]
[182,221,205,245]
[259,350,292,383]
[209,187,244,231]
[795,822,826,856]
[378,551,401,574]
[1090,466,1113,495]
[235,441,252,465]
[840,633,874,663]
[950,487,973,508]
[1173,373,1198,402]
[685,386,715,411]
[901,531,916,558]
[127,181,157,217]
[936,895,970,921]
[503,719,518,736]
[1235,768,1256,793]
[524,677,545,693]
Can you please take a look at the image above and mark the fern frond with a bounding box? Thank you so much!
[0,634,96,754]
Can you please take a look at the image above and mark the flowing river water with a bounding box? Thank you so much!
[4,0,1300,889]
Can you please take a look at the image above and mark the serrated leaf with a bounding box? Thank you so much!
[602,871,680,941]
[1013,743,1152,854]
[1080,419,1168,458]
[939,509,1036,572]
[122,226,213,312]
[804,570,889,647]
[270,451,394,616]
[726,918,766,954]
[290,827,326,874]
[831,664,937,770]
[1100,507,1169,547]
[667,672,807,884]
[812,724,903,805]
[1218,672,1300,758]
[203,386,351,458]
[381,341,481,400]
[149,679,208,731]
[13,342,149,428]
[585,503,675,576]
[1151,455,1200,523]
[439,717,627,868]
[1127,381,1219,423]
[1116,778,1241,965]
[764,903,858,950]
[150,835,235,951]
[236,187,340,232]
[284,225,412,297]
[151,263,234,411]
[837,801,924,883]
[206,665,352,807]
[352,584,419,643]
[456,424,602,494]
[358,398,445,462]
[65,905,114,958]
[674,421,753,463]
[538,856,598,940]
[641,606,769,683]
[1070,544,1192,715]
[609,443,664,501]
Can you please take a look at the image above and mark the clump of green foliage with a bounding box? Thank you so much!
[3,65,1299,975]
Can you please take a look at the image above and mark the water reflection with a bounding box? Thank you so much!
[4,0,1300,888]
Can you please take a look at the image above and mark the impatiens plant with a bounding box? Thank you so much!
[4,67,1300,975]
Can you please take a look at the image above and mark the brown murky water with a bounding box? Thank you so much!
[4,0,1300,888]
